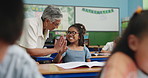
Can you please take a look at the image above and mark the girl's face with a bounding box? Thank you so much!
[66,27,79,43]
[130,34,148,74]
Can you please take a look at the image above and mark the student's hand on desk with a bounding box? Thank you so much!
[54,36,66,52]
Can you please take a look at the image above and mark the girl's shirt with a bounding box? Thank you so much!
[62,46,91,63]
[102,41,114,52]
[138,69,148,78]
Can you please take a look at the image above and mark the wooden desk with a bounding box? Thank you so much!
[38,64,102,78]
[91,56,109,58]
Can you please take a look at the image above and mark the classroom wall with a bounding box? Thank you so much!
[128,0,143,17]
[24,0,141,45]
[24,0,128,22]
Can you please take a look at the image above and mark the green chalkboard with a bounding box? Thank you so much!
[88,31,119,45]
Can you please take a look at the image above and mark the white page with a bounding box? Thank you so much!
[55,62,105,69]
[86,62,105,68]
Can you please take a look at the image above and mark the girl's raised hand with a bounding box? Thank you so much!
[54,35,66,52]
[59,40,67,54]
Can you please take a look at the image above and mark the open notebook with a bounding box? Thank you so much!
[55,62,105,69]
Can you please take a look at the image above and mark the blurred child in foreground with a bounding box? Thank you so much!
[100,8,148,78]
[0,0,43,78]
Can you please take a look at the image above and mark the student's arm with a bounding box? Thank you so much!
[52,52,64,63]
[85,46,92,62]
[53,41,67,63]
[100,52,137,78]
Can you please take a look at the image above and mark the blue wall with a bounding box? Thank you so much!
[128,0,143,17]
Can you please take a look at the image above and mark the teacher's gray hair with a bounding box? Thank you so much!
[41,5,63,22]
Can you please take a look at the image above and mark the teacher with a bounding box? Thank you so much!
[17,5,67,57]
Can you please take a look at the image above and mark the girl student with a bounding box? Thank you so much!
[100,8,148,78]
[53,23,91,63]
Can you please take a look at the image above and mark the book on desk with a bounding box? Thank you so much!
[38,63,102,78]
[54,62,105,69]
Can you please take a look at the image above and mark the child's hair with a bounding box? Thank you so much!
[0,0,24,44]
[112,10,148,61]
[114,36,121,44]
[67,23,86,46]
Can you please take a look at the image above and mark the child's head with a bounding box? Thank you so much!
[113,36,121,48]
[0,0,24,44]
[66,23,86,46]
[113,9,148,74]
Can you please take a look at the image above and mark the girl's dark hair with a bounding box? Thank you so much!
[0,0,24,44]
[112,10,148,60]
[67,23,86,46]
